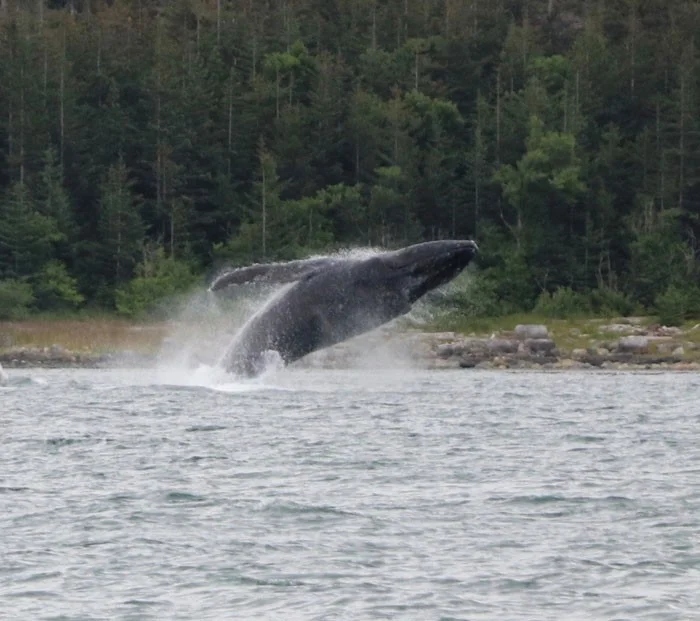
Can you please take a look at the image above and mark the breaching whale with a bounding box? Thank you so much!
[210,240,478,376]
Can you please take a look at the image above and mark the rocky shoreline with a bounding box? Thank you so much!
[2,320,699,371]
[300,321,700,371]
[0,345,155,369]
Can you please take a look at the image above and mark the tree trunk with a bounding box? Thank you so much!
[275,67,280,119]
[261,152,267,259]
[679,71,685,211]
[227,70,234,176]
[60,28,66,169]
[414,49,419,90]
[371,3,377,50]
[216,0,221,46]
[628,10,637,95]
[496,67,501,164]
[19,62,25,185]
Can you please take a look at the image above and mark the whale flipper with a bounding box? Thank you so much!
[210,257,340,291]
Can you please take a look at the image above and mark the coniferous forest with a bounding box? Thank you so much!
[1,0,699,320]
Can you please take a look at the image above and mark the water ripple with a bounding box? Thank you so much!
[1,368,699,620]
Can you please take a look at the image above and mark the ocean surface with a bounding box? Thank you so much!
[1,365,699,620]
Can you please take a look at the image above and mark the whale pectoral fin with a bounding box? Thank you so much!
[210,258,338,291]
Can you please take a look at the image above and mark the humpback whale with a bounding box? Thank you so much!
[210,240,478,376]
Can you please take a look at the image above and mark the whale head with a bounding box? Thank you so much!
[380,239,478,303]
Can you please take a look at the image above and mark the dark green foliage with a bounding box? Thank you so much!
[588,288,637,318]
[627,224,689,308]
[0,279,35,320]
[35,148,77,253]
[655,285,689,327]
[0,1,699,317]
[115,248,198,318]
[437,273,502,319]
[534,288,591,319]
[98,159,144,290]
[32,261,84,311]
[0,182,62,279]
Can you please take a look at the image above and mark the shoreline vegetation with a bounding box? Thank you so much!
[0,318,167,368]
[2,315,699,372]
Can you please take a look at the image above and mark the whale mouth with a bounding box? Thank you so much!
[383,240,478,302]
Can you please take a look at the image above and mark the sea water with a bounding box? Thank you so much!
[1,366,699,620]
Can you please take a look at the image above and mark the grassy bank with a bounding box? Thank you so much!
[0,318,169,354]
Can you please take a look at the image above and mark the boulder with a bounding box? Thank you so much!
[436,343,457,358]
[616,335,649,354]
[49,344,70,359]
[523,338,557,354]
[486,338,519,354]
[438,337,504,358]
[655,342,676,355]
[462,338,490,352]
[459,354,486,368]
[514,324,549,339]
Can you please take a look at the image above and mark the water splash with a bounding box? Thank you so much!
[0,372,49,389]
[153,275,297,388]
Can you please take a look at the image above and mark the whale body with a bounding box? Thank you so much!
[210,240,478,376]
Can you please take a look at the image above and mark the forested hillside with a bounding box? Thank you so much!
[1,0,699,319]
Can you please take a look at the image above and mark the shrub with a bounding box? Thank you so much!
[115,251,198,318]
[32,260,84,311]
[655,285,688,326]
[0,279,35,320]
[588,287,636,317]
[489,255,538,314]
[687,286,700,318]
[534,287,591,318]
[440,274,502,318]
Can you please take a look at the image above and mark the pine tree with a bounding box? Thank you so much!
[98,159,144,287]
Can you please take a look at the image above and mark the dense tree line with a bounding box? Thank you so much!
[0,0,699,320]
